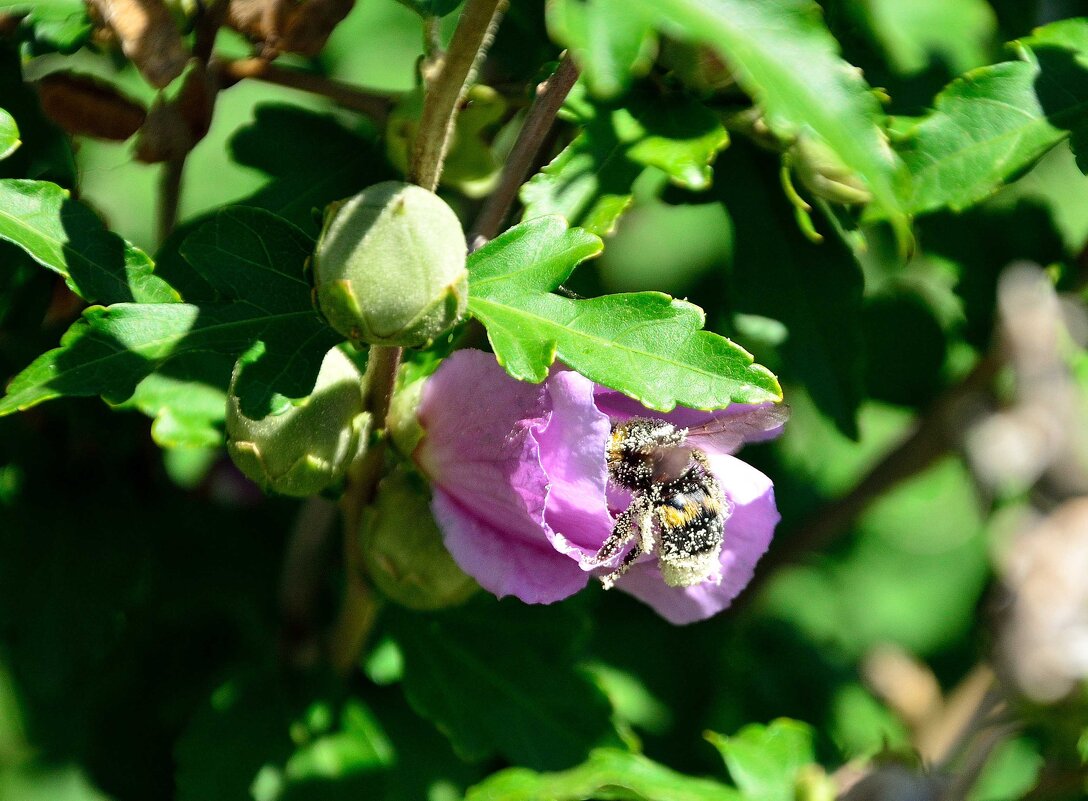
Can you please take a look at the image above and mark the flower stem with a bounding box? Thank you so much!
[329,0,507,675]
[470,54,579,248]
[408,0,508,191]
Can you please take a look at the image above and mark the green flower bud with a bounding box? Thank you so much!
[789,135,872,205]
[313,181,468,348]
[226,347,370,497]
[360,471,478,610]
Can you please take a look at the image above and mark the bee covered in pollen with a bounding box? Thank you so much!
[591,405,790,589]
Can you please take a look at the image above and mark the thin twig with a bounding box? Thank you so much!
[409,0,508,191]
[329,346,400,676]
[469,54,579,247]
[157,156,186,244]
[745,350,1001,601]
[214,57,397,122]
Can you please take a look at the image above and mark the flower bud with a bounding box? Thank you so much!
[313,181,468,347]
[360,471,478,610]
[226,347,370,497]
[790,135,872,205]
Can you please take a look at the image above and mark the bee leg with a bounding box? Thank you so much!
[594,505,638,564]
[597,498,655,590]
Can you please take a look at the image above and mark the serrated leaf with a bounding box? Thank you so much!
[706,719,815,801]
[0,109,19,161]
[113,363,231,449]
[0,0,93,54]
[0,208,340,422]
[631,0,909,236]
[464,749,741,801]
[179,207,343,418]
[229,105,395,235]
[468,216,781,412]
[896,18,1088,217]
[546,0,657,98]
[0,180,178,304]
[386,600,619,770]
[520,91,728,236]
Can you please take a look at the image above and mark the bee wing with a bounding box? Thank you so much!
[682,403,790,454]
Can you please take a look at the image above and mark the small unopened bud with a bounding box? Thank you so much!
[790,135,872,205]
[360,471,477,610]
[313,181,468,347]
[226,347,370,497]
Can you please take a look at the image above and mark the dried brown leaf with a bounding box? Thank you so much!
[37,72,147,141]
[88,0,190,88]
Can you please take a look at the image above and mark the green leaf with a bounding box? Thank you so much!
[229,105,395,235]
[464,749,741,801]
[113,364,230,449]
[896,18,1088,217]
[386,599,619,770]
[0,0,93,54]
[0,180,178,304]
[0,109,19,161]
[857,0,997,76]
[706,719,816,801]
[176,670,392,801]
[468,216,781,411]
[520,90,729,236]
[630,0,909,235]
[0,764,114,801]
[546,0,657,98]
[0,208,340,421]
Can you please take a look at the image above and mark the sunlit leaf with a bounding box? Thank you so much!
[630,0,909,236]
[468,216,781,411]
[521,90,728,236]
[0,208,340,421]
[0,109,19,161]
[464,749,740,801]
[546,0,657,98]
[0,180,177,304]
[706,719,815,801]
[897,18,1088,216]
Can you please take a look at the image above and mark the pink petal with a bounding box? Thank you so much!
[536,370,614,565]
[432,489,589,603]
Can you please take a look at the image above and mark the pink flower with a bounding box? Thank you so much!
[413,349,784,624]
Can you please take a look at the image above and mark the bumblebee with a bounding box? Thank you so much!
[592,406,788,589]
